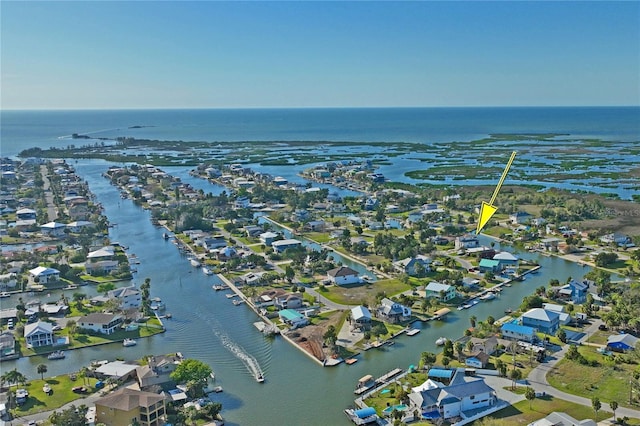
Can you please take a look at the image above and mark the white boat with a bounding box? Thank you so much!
[256,374,265,383]
[190,258,201,268]
[123,338,137,347]
[47,350,65,360]
[480,292,496,301]
[0,292,10,298]
[226,293,237,299]
[212,386,223,393]
[202,266,213,275]
[232,299,245,306]
[435,337,447,346]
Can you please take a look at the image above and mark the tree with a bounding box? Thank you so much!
[591,396,601,421]
[96,282,115,294]
[524,386,536,409]
[443,339,454,358]
[594,252,618,267]
[610,400,618,421]
[420,351,436,370]
[284,265,295,283]
[49,404,89,426]
[140,278,151,315]
[455,341,464,361]
[37,363,48,380]
[442,356,450,368]
[0,368,26,389]
[201,401,223,420]
[170,359,212,397]
[470,315,477,328]
[323,325,338,347]
[67,319,77,343]
[510,368,522,390]
[556,328,567,343]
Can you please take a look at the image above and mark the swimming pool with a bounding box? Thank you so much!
[383,404,408,414]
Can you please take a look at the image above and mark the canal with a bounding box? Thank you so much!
[3,160,598,425]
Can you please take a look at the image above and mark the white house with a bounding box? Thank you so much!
[351,305,372,330]
[24,321,54,348]
[40,221,67,237]
[78,313,123,335]
[377,298,411,323]
[107,286,142,309]
[326,266,360,285]
[425,282,456,301]
[87,246,115,259]
[271,239,302,253]
[259,232,280,246]
[28,266,60,284]
[455,234,480,250]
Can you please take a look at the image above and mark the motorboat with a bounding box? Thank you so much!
[123,338,137,347]
[190,258,201,268]
[43,384,52,394]
[213,386,223,393]
[202,266,213,275]
[47,350,65,360]
[480,292,496,301]
[256,374,265,383]
[435,337,447,346]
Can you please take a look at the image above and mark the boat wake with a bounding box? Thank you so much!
[194,309,264,381]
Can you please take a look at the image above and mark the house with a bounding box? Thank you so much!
[558,280,588,304]
[543,304,572,325]
[95,388,166,426]
[501,323,536,342]
[521,308,560,334]
[66,220,94,233]
[469,336,499,355]
[465,351,490,368]
[528,412,596,426]
[244,225,263,238]
[278,309,309,328]
[0,273,18,290]
[0,331,17,359]
[28,266,60,284]
[24,321,54,348]
[216,246,238,260]
[40,221,67,237]
[87,246,116,260]
[16,208,36,220]
[107,286,142,309]
[351,306,372,330]
[259,232,280,246]
[136,353,183,388]
[68,198,89,220]
[479,258,501,273]
[305,220,326,232]
[376,298,411,323]
[425,282,456,301]
[326,266,360,285]
[455,234,479,250]
[407,374,498,421]
[202,236,227,251]
[78,313,123,335]
[364,197,379,211]
[271,238,302,253]
[393,255,432,276]
[510,211,532,225]
[85,260,119,275]
[274,293,304,310]
[540,237,561,252]
[607,333,639,352]
[234,196,251,209]
[600,233,632,247]
[492,251,519,268]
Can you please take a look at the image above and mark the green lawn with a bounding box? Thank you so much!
[11,375,100,416]
[547,345,639,409]
[484,394,612,425]
[321,279,411,306]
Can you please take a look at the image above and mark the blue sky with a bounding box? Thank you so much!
[2,1,639,109]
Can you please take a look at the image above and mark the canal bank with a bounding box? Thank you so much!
[1,161,608,426]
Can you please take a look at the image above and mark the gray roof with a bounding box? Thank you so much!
[522,308,560,322]
[607,333,638,347]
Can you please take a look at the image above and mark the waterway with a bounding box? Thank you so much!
[2,160,601,425]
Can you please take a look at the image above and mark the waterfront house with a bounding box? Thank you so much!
[510,211,532,225]
[87,246,116,260]
[425,282,456,302]
[259,231,280,246]
[234,196,251,209]
[202,235,227,251]
[0,309,19,325]
[272,238,302,253]
[40,221,67,237]
[66,220,94,233]
[28,266,60,285]
[558,280,588,303]
[278,309,309,328]
[521,308,560,334]
[600,232,632,247]
[540,237,561,252]
[501,323,536,342]
[274,293,304,310]
[465,351,490,368]
[351,305,372,331]
[492,251,519,268]
[376,298,411,323]
[24,321,54,348]
[469,336,499,355]
[607,333,638,352]
[0,331,17,360]
[216,246,238,261]
[244,225,263,238]
[95,387,166,426]
[393,255,432,276]
[542,303,572,325]
[136,353,183,388]
[78,313,123,335]
[364,197,379,211]
[85,260,119,275]
[327,266,360,286]
[0,273,18,290]
[455,234,480,250]
[107,286,142,309]
[479,258,501,273]
[305,220,326,231]
[68,198,89,220]
[407,373,497,421]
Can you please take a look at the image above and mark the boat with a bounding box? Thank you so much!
[123,338,137,347]
[210,372,216,381]
[226,293,237,299]
[47,350,65,360]
[256,374,265,383]
[405,328,421,336]
[162,232,170,240]
[462,303,472,309]
[0,292,10,298]
[345,358,359,365]
[232,299,245,306]
[189,258,201,268]
[435,337,447,346]
[480,292,496,301]
[505,308,513,314]
[212,386,223,393]
[505,283,512,287]
[42,383,51,394]
[212,285,228,291]
[202,266,213,275]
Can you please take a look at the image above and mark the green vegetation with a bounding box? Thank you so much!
[12,375,99,416]
[321,279,411,306]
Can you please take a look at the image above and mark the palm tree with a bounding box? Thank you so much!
[610,400,618,421]
[1,368,26,389]
[37,363,48,380]
[591,396,601,421]
[524,386,536,409]
[510,368,522,390]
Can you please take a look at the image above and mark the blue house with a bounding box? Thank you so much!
[607,333,638,352]
[521,308,560,334]
[559,280,589,303]
[479,259,501,273]
[501,323,536,342]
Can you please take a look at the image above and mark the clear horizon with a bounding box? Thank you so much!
[2,1,639,110]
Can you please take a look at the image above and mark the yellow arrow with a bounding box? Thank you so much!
[476,151,517,234]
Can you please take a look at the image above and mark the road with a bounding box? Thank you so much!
[526,318,640,421]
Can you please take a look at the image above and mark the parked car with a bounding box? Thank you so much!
[72,386,87,393]
[598,324,608,331]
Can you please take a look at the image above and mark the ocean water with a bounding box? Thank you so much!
[2,107,639,158]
